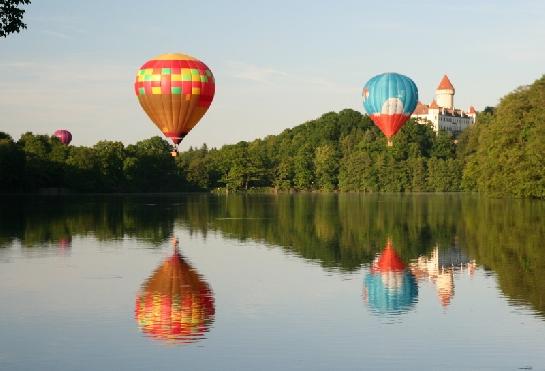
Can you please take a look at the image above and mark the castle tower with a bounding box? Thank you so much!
[435,75,455,109]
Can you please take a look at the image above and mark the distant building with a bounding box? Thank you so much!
[412,75,477,134]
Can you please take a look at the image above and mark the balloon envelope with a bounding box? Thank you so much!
[362,72,418,143]
[134,53,215,146]
[53,129,72,145]
[135,248,215,344]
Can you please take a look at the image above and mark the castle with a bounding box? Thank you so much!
[412,75,477,134]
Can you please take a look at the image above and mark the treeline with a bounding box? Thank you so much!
[1,75,544,197]
[460,75,545,198]
[0,113,461,193]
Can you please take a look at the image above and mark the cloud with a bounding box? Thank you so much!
[27,14,88,39]
[228,61,289,84]
[227,61,352,93]
[41,29,73,40]
[0,61,36,68]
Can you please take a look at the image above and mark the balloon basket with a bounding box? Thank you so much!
[171,151,178,157]
[387,139,393,147]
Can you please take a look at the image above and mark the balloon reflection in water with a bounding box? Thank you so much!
[363,240,418,315]
[135,241,215,344]
[58,236,72,249]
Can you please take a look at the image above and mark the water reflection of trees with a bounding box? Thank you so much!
[1,194,544,318]
[181,194,545,317]
[186,194,460,270]
[458,198,545,318]
[0,195,176,247]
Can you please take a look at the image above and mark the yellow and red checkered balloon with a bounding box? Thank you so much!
[134,53,215,146]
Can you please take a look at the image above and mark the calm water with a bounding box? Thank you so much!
[1,194,545,370]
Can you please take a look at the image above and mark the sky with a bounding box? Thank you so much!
[1,0,544,149]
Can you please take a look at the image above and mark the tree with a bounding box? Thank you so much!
[431,131,456,159]
[391,120,434,160]
[293,144,314,190]
[0,133,25,190]
[463,76,545,198]
[273,158,293,191]
[221,164,246,191]
[314,144,338,191]
[65,146,100,191]
[187,156,210,190]
[124,137,178,191]
[407,156,428,192]
[17,132,63,189]
[376,152,409,192]
[94,141,126,191]
[0,0,31,37]
[427,158,461,192]
[338,149,375,192]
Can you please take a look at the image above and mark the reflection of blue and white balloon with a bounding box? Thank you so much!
[364,270,418,315]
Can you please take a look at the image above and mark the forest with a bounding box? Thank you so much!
[0,75,544,198]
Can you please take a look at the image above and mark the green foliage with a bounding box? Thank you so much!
[17,132,64,190]
[407,156,428,192]
[338,149,375,192]
[293,144,315,190]
[65,146,100,191]
[124,137,179,192]
[431,131,456,159]
[0,0,31,37]
[463,75,545,198]
[427,158,461,192]
[0,133,25,191]
[94,141,126,191]
[273,157,293,190]
[314,144,338,191]
[391,119,434,160]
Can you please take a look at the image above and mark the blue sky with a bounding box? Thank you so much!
[1,0,544,148]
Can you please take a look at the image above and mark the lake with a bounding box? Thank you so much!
[1,193,544,370]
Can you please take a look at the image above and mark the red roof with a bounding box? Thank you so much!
[468,106,476,114]
[413,101,429,115]
[429,99,439,109]
[437,75,454,91]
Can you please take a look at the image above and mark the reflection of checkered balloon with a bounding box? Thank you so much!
[134,53,215,145]
[135,250,215,344]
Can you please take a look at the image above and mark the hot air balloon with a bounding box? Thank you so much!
[134,53,215,156]
[135,239,215,344]
[53,129,72,145]
[363,240,418,315]
[362,72,418,146]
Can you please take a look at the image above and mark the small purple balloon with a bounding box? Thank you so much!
[53,129,72,145]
